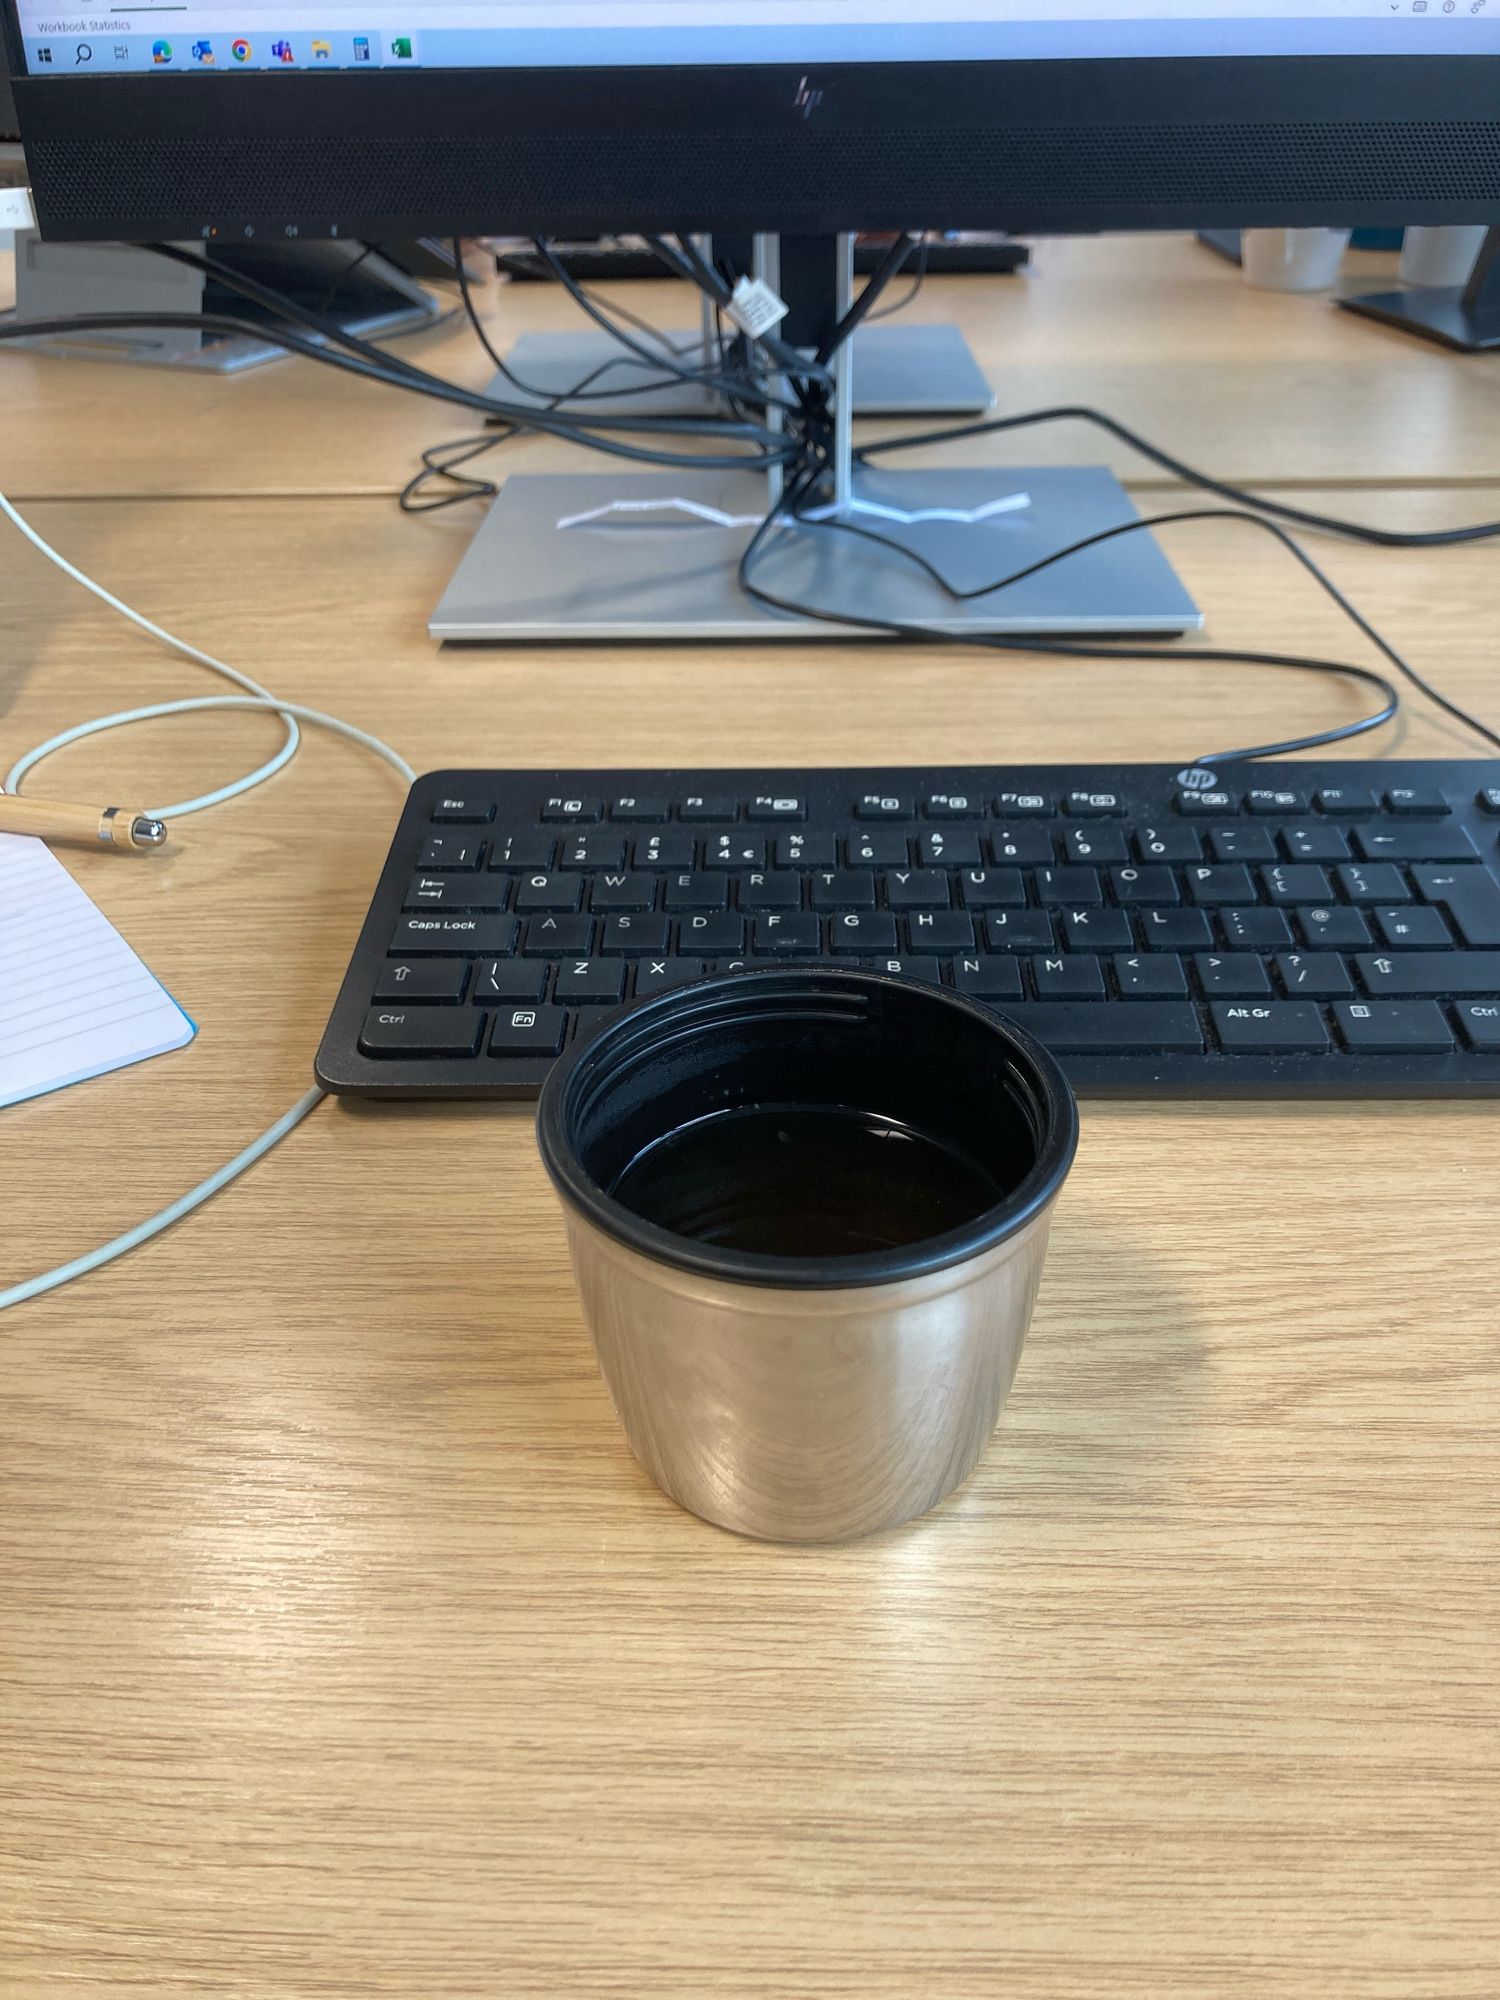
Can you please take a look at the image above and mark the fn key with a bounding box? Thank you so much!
[489,1004,568,1057]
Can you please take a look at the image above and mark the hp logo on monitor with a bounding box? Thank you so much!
[792,76,824,119]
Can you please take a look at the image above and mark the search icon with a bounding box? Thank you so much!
[75,40,92,62]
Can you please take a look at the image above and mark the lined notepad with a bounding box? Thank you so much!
[0,830,195,1109]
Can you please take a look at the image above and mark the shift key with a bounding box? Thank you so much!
[1356,951,1500,996]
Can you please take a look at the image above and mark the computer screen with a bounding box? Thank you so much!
[7,2,1500,75]
[7,0,1500,240]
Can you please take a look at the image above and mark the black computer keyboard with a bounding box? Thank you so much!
[314,763,1500,1100]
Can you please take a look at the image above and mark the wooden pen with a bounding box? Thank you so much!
[0,796,168,850]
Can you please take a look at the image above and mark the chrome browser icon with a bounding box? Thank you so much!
[231,37,251,61]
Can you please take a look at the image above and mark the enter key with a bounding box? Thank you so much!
[1413,863,1500,947]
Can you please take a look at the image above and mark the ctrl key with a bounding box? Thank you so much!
[359,1007,483,1058]
[1455,1000,1500,1051]
[488,1004,568,1058]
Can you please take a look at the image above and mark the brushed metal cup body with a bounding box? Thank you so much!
[537,969,1078,1544]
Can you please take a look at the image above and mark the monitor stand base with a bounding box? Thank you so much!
[488,322,994,419]
[428,466,1203,645]
[1338,287,1500,352]
[1340,225,1500,352]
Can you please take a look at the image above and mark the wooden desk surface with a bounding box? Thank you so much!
[2,246,1499,1999]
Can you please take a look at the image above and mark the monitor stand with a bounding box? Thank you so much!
[430,235,1201,646]
[488,231,994,418]
[1340,226,1500,352]
[491,326,994,419]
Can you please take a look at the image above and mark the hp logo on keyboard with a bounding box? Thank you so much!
[1176,766,1220,792]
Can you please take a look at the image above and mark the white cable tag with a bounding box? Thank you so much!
[726,275,790,339]
[0,187,38,232]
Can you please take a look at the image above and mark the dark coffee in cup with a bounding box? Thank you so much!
[609,1103,1014,1258]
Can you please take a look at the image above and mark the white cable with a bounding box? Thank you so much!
[0,484,302,815]
[1,486,414,1313]
[8,696,415,793]
[0,1090,326,1311]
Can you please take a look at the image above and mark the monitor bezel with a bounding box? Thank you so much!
[6,42,1500,241]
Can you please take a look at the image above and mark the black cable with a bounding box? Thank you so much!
[550,250,704,350]
[150,243,832,504]
[533,238,809,414]
[651,233,734,304]
[467,238,746,406]
[453,241,706,408]
[145,242,799,454]
[648,235,836,397]
[867,234,932,324]
[788,499,1500,758]
[0,308,806,469]
[407,242,827,511]
[857,403,1500,550]
[312,241,376,316]
[815,233,920,364]
[398,430,516,513]
[736,484,1500,765]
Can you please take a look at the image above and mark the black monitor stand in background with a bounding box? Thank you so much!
[1340,228,1500,352]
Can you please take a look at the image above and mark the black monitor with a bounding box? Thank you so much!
[4,7,1500,244]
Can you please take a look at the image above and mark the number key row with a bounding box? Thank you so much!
[419,819,1475,876]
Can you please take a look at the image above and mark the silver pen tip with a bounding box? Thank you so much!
[132,816,168,847]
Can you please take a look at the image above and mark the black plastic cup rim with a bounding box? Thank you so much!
[535,967,1080,1294]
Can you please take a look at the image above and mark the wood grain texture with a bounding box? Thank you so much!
[1,342,1498,1997]
[6,235,1500,500]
